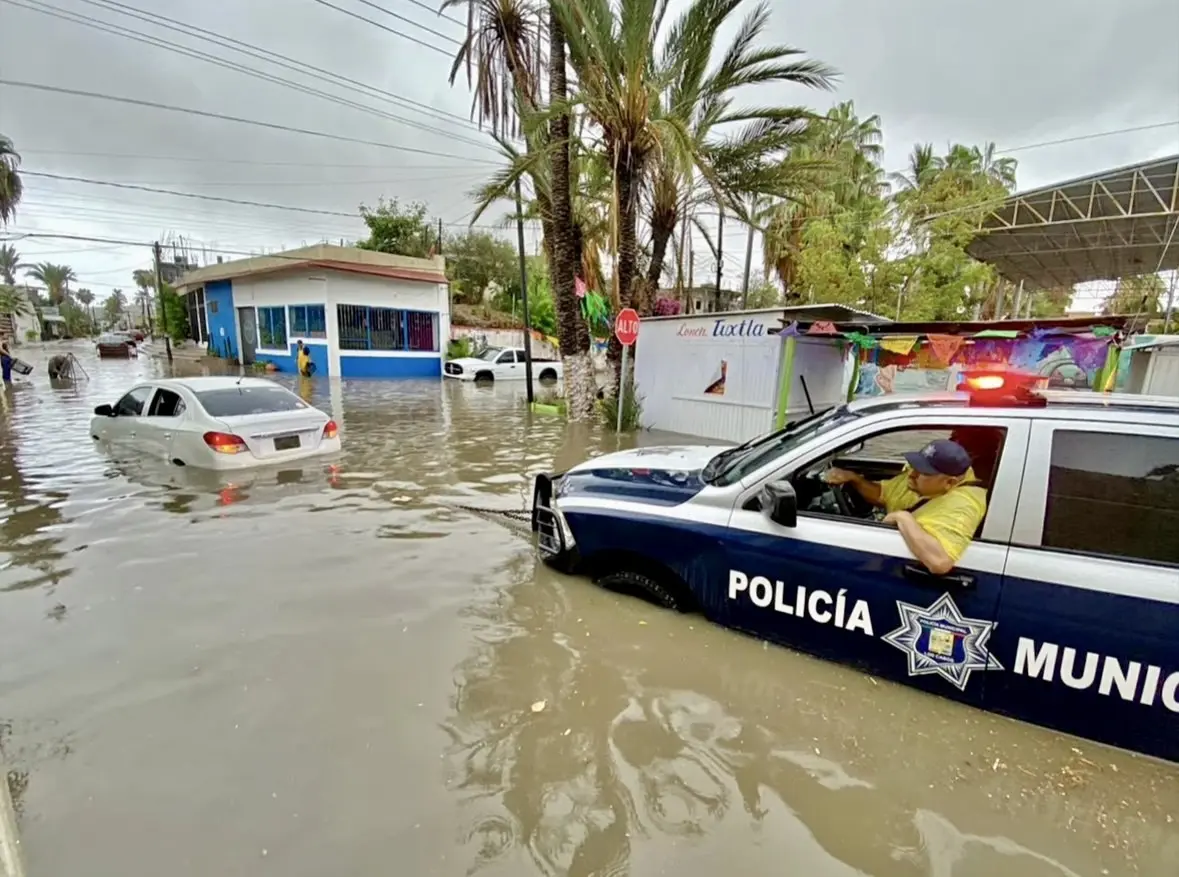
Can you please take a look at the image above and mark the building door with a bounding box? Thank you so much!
[238,307,257,364]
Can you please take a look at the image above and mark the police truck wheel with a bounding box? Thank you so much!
[595,570,690,612]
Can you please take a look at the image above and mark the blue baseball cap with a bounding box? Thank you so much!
[903,439,972,477]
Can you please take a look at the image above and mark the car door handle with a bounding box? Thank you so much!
[163,433,171,440]
[902,564,975,589]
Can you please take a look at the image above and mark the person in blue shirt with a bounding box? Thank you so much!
[0,341,13,384]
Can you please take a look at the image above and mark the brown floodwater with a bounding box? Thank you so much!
[0,341,1176,877]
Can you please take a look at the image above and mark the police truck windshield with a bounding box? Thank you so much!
[703,405,859,486]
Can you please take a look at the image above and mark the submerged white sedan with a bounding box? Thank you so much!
[90,376,341,470]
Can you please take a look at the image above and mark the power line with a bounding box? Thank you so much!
[16,150,490,171]
[16,0,480,131]
[0,80,500,163]
[22,171,361,217]
[4,0,495,152]
[311,0,461,51]
[403,0,468,29]
[999,122,1179,154]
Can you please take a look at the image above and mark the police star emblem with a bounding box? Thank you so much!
[881,592,1004,691]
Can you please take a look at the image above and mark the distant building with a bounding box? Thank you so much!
[659,284,744,315]
[173,245,449,378]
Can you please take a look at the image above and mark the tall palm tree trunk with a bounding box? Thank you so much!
[605,157,642,389]
[548,11,596,420]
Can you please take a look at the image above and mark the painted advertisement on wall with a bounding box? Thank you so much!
[671,315,780,406]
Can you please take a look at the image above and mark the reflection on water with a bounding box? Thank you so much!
[0,342,1175,877]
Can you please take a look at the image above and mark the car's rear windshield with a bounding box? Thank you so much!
[196,387,309,417]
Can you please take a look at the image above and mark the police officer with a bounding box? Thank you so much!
[826,439,987,575]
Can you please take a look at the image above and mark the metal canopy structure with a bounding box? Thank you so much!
[966,154,1179,289]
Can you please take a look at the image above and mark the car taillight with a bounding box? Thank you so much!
[203,431,248,454]
[322,420,339,439]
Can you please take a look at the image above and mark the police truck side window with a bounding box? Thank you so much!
[1042,431,1179,565]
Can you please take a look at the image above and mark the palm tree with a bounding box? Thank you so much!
[760,102,882,302]
[25,262,77,305]
[0,134,23,226]
[0,243,21,285]
[558,0,835,376]
[446,0,598,419]
[74,287,95,332]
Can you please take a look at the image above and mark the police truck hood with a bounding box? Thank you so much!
[557,445,728,507]
[566,445,727,475]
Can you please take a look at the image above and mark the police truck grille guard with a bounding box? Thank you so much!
[531,474,563,557]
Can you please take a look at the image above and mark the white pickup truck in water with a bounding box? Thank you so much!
[444,346,563,383]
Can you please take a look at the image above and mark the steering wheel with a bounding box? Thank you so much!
[828,480,855,517]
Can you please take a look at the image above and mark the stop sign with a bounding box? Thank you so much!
[614,308,640,346]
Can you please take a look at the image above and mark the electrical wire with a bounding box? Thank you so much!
[0,80,500,163]
[71,0,477,128]
[15,150,491,171]
[3,0,495,152]
[308,0,456,55]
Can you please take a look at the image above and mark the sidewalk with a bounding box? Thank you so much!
[139,340,207,363]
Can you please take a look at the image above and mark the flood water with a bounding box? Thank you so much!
[1,342,1176,877]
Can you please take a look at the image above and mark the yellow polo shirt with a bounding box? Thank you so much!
[297,347,311,375]
[879,468,987,563]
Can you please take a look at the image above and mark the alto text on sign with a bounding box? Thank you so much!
[615,308,641,346]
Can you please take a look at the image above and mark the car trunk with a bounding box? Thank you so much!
[215,411,327,458]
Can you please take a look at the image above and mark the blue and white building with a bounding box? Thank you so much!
[174,245,450,378]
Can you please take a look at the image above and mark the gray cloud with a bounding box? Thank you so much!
[1,0,1177,296]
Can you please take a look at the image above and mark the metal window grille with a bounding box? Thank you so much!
[334,305,438,352]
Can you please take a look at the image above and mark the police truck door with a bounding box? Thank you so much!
[984,419,1179,763]
[722,415,1029,709]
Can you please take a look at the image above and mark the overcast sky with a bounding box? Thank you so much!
[1,0,1177,308]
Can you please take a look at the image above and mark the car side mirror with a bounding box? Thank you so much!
[94,404,114,417]
[760,481,797,528]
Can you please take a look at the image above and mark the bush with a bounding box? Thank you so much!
[24,329,37,342]
[526,387,567,416]
[597,382,643,432]
[447,337,473,360]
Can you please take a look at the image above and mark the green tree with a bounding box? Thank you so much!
[102,289,127,327]
[1102,274,1166,319]
[24,262,77,305]
[74,287,95,329]
[0,243,22,285]
[445,229,518,304]
[0,284,32,324]
[160,284,189,343]
[558,0,834,385]
[356,198,434,257]
[0,134,22,226]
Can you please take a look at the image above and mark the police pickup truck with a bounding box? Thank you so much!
[531,377,1179,762]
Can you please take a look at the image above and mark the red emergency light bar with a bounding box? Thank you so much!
[960,369,1048,407]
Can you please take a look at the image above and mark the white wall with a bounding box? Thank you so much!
[451,325,559,359]
[633,311,851,443]
[228,268,449,376]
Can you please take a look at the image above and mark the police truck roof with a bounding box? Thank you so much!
[848,389,1179,422]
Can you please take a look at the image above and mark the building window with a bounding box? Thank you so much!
[290,304,326,338]
[257,306,288,349]
[336,305,438,353]
[1042,430,1179,565]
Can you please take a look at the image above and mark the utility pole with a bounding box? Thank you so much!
[1163,271,1177,335]
[740,213,754,310]
[436,217,443,255]
[714,205,724,311]
[514,179,534,403]
[686,240,694,314]
[153,241,173,364]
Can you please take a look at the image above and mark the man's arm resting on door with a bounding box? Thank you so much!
[884,511,957,575]
[884,491,984,575]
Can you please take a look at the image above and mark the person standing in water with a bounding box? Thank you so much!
[296,339,315,376]
[0,341,13,384]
